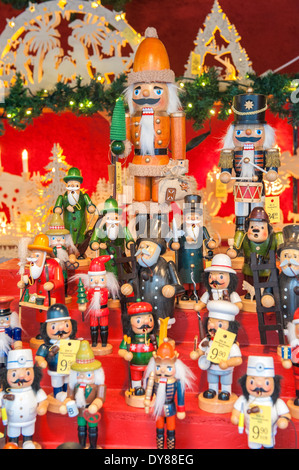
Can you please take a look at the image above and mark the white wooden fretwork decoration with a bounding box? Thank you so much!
[184,0,254,81]
[0,0,142,93]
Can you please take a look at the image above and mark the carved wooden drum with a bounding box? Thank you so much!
[233,182,263,203]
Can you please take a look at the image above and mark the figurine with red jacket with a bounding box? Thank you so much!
[144,338,194,449]
[76,256,119,355]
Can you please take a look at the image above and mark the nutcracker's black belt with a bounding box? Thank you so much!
[101,304,108,309]
[134,149,168,156]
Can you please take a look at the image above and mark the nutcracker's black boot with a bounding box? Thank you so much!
[78,425,87,448]
[90,326,98,347]
[166,430,175,449]
[156,428,164,449]
[235,216,246,232]
[100,326,109,347]
[88,426,98,449]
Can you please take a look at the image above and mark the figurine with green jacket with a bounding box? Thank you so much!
[54,167,96,247]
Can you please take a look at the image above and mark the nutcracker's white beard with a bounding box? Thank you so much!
[67,190,80,206]
[185,221,200,241]
[140,113,155,156]
[54,246,69,269]
[106,222,119,241]
[28,253,46,279]
[0,331,13,356]
[75,385,87,408]
[221,124,276,150]
[154,379,167,417]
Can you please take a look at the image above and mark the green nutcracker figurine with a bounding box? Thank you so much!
[54,167,96,248]
[89,196,134,277]
[118,301,159,408]
[227,206,283,292]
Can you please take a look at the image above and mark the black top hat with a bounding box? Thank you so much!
[278,224,299,255]
[183,194,202,213]
[232,90,267,125]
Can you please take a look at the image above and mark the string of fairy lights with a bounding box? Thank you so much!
[0,69,298,135]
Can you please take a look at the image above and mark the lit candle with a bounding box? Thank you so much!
[22,149,29,173]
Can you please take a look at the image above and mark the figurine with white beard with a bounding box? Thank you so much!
[124,27,186,204]
[0,297,22,368]
[89,197,134,278]
[262,225,299,326]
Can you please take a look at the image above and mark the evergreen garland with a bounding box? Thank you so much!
[0,69,298,135]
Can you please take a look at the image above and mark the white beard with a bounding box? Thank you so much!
[0,331,13,356]
[67,190,80,206]
[53,246,68,269]
[139,110,155,156]
[240,144,255,179]
[153,378,167,417]
[185,222,200,241]
[75,385,86,408]
[106,223,119,241]
[29,257,45,280]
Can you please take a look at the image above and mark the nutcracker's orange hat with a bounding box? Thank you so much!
[28,233,53,254]
[156,338,176,360]
[127,27,174,85]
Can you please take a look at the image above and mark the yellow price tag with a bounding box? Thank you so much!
[215,177,227,198]
[205,259,212,269]
[248,405,272,446]
[265,196,280,223]
[207,328,236,364]
[57,339,80,375]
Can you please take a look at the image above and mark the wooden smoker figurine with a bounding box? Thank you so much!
[54,167,96,252]
[35,303,78,412]
[76,255,119,355]
[144,338,194,449]
[124,26,186,204]
[190,300,242,413]
[169,194,216,305]
[118,301,159,408]
[59,340,106,449]
[0,348,49,449]
[231,355,291,449]
[0,296,22,368]
[219,89,280,233]
[262,224,299,326]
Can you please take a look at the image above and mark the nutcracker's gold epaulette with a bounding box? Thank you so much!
[218,149,234,169]
[265,148,281,168]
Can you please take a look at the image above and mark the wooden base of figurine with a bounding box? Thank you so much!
[91,343,113,356]
[176,299,196,310]
[77,257,91,267]
[124,390,145,408]
[231,257,244,271]
[84,444,102,449]
[198,392,237,414]
[65,295,72,304]
[241,295,256,313]
[108,298,120,309]
[29,337,44,349]
[47,393,67,414]
[287,399,299,420]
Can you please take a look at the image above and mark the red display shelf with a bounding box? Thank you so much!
[0,258,298,449]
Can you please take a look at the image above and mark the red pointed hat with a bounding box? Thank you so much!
[127,301,153,316]
[0,296,14,316]
[88,255,113,276]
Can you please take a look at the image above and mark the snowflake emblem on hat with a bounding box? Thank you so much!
[244,100,254,110]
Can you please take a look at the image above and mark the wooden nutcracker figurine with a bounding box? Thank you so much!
[169,194,216,304]
[190,300,242,413]
[0,348,49,449]
[53,167,96,249]
[278,308,299,419]
[124,26,186,203]
[89,196,134,278]
[17,234,65,347]
[0,296,22,368]
[144,338,194,449]
[227,207,283,293]
[46,212,79,301]
[76,256,119,355]
[118,301,159,407]
[195,253,243,311]
[59,340,106,449]
[35,303,78,410]
[262,224,299,326]
[231,355,291,449]
[219,89,280,232]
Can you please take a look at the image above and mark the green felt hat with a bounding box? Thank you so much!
[101,196,122,215]
[63,167,83,183]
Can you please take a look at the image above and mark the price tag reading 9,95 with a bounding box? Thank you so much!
[206,328,236,364]
[248,405,272,446]
[57,339,80,375]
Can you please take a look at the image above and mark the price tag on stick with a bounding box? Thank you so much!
[57,339,80,375]
[207,328,236,364]
[248,405,272,446]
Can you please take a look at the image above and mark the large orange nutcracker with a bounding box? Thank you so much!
[125,27,186,203]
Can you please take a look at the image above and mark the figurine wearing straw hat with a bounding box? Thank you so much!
[60,340,106,449]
